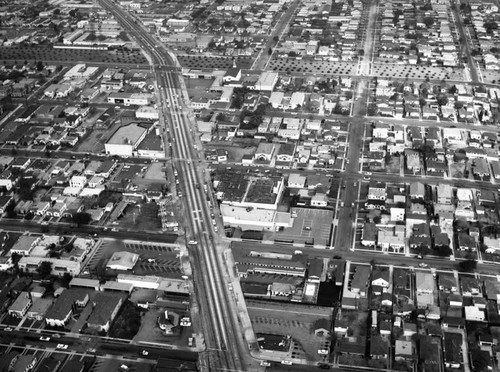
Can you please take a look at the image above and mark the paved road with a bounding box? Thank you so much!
[251,0,300,71]
[97,1,250,371]
[450,0,480,83]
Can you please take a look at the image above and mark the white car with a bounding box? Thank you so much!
[56,344,68,349]
[40,336,51,341]
[418,263,428,268]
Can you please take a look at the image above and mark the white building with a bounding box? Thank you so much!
[289,92,305,110]
[104,123,149,157]
[107,93,153,106]
[255,72,278,91]
[69,175,87,188]
[135,106,159,120]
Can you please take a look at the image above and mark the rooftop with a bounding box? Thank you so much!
[87,292,125,327]
[107,123,149,146]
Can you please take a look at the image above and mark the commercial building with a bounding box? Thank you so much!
[106,251,139,271]
[104,123,150,157]
[18,257,81,276]
[107,92,153,106]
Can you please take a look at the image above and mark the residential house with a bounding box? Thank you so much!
[362,223,377,247]
[86,292,125,332]
[409,182,425,200]
[45,289,89,327]
[7,292,32,318]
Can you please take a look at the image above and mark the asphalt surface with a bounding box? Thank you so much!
[97,1,249,371]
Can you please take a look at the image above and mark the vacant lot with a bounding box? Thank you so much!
[0,46,148,65]
[119,202,163,232]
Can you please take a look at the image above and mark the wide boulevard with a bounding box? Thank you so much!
[98,0,250,371]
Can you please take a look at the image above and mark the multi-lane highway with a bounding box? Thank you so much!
[97,1,249,371]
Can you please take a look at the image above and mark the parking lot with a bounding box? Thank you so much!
[84,239,182,278]
[247,300,331,362]
[124,241,182,277]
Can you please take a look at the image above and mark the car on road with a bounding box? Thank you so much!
[141,350,149,356]
[260,361,271,367]
[56,344,68,349]
[40,336,51,341]
[111,228,119,232]
[4,327,12,332]
[188,240,197,245]
[120,365,129,372]
[418,263,428,268]
[53,334,61,338]
[333,255,342,260]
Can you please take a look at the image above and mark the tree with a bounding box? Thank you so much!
[423,17,435,27]
[72,212,92,227]
[436,94,448,106]
[59,273,72,288]
[435,245,452,257]
[38,261,52,278]
[458,259,477,272]
[415,244,431,257]
[268,47,272,55]
[367,103,379,116]
[484,21,498,34]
